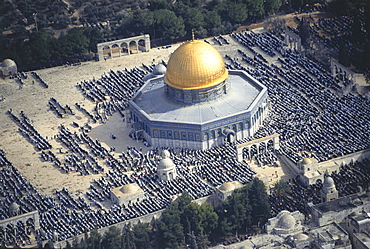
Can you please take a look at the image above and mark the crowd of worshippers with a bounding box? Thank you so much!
[75,67,150,124]
[41,124,106,175]
[31,71,49,88]
[1,29,370,246]
[0,143,253,245]
[48,97,75,118]
[228,30,370,164]
[12,72,28,89]
[1,151,370,246]
[7,110,51,151]
[292,13,365,83]
[0,166,43,247]
[269,158,370,217]
[176,145,257,186]
[212,35,230,46]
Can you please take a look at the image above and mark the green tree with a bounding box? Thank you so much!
[351,13,362,41]
[298,17,311,48]
[72,238,79,248]
[79,237,87,249]
[199,203,218,238]
[177,0,202,8]
[250,178,271,227]
[183,203,203,238]
[273,179,291,196]
[204,10,222,31]
[245,0,264,19]
[222,188,250,236]
[101,226,121,249]
[83,27,104,53]
[51,15,70,29]
[58,28,90,57]
[157,202,185,248]
[181,7,205,33]
[225,2,248,25]
[128,10,155,36]
[28,31,56,64]
[148,0,171,10]
[121,224,137,249]
[132,222,151,249]
[291,0,303,10]
[264,0,283,14]
[153,9,186,40]
[86,229,102,249]
[338,40,350,67]
[328,0,356,16]
[264,16,286,37]
[364,1,370,35]
[65,241,72,249]
[176,191,192,214]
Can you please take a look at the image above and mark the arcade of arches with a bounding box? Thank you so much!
[0,210,40,240]
[284,29,301,52]
[236,133,280,162]
[330,59,356,85]
[97,34,151,61]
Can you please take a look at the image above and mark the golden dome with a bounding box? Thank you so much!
[164,40,228,90]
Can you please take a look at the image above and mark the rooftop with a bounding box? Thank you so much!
[131,70,266,125]
[313,192,370,214]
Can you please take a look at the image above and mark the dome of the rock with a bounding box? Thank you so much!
[164,40,228,90]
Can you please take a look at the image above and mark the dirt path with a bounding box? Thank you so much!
[237,11,331,32]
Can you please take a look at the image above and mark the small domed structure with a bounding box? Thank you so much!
[268,210,304,235]
[161,149,171,159]
[276,213,296,230]
[293,233,309,241]
[321,176,338,202]
[301,158,312,165]
[219,181,242,192]
[216,181,243,200]
[0,58,17,77]
[52,231,59,242]
[153,63,166,75]
[143,63,167,81]
[110,182,145,206]
[158,157,175,170]
[158,150,175,170]
[120,183,141,194]
[323,176,335,188]
[9,202,19,216]
[158,150,177,181]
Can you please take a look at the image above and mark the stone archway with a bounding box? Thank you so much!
[111,44,120,58]
[129,40,137,54]
[138,39,146,52]
[223,128,236,144]
[102,46,111,60]
[121,42,129,55]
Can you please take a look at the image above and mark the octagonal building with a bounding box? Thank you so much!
[128,37,269,149]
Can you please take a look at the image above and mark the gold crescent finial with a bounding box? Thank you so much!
[191,29,195,41]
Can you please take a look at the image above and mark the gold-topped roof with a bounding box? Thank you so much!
[164,39,228,90]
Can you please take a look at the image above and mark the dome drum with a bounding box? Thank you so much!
[165,79,230,104]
